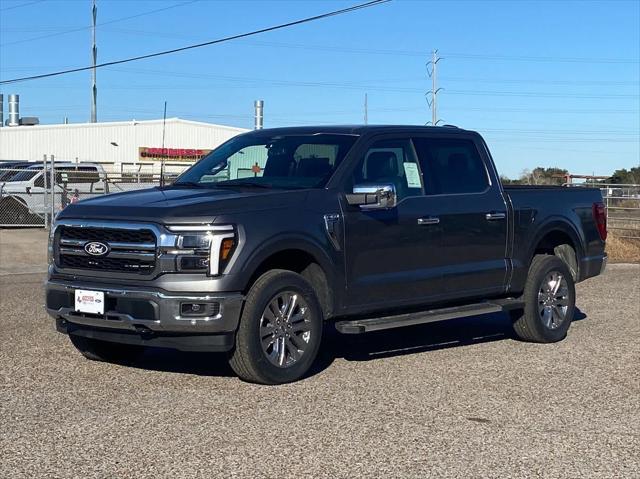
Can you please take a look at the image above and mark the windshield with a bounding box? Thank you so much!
[0,169,21,181]
[175,133,359,189]
[3,168,39,182]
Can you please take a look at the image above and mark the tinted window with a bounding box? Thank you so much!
[350,139,423,201]
[6,168,39,182]
[412,138,488,194]
[34,174,48,188]
[57,167,100,184]
[177,134,358,189]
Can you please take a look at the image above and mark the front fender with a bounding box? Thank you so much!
[241,232,338,285]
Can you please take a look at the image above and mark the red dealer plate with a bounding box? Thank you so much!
[75,290,105,315]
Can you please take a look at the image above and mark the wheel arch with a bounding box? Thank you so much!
[241,236,337,318]
[528,219,584,280]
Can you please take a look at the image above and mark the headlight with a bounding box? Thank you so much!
[166,225,236,276]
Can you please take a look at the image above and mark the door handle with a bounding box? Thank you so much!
[417,217,440,225]
[485,212,506,221]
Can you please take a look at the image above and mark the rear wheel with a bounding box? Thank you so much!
[512,254,576,343]
[229,270,323,384]
[69,335,144,363]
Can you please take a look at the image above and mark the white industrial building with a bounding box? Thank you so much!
[0,117,248,173]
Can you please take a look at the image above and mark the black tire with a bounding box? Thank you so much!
[69,334,144,364]
[228,269,323,385]
[1,198,29,225]
[512,254,576,343]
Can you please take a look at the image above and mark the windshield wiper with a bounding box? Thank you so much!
[213,182,274,189]
[171,181,205,188]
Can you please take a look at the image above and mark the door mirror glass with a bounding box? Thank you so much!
[346,183,397,210]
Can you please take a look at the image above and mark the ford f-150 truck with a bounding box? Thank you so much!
[46,125,607,384]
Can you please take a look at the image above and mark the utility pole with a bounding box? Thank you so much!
[426,49,442,125]
[90,0,97,123]
[364,93,368,125]
[160,101,167,187]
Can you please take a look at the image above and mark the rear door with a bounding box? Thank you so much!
[412,135,509,298]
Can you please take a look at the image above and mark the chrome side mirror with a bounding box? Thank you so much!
[345,183,397,210]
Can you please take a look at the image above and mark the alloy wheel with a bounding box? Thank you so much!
[259,291,312,368]
[537,270,570,330]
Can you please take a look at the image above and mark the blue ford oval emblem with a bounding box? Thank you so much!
[84,241,109,257]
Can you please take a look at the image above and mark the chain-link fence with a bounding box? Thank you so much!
[0,165,48,227]
[0,160,191,227]
[4,158,639,239]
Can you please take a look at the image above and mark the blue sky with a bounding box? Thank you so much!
[0,0,638,178]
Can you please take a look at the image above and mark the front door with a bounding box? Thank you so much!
[342,137,443,310]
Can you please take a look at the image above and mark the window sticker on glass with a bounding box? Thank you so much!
[403,162,422,188]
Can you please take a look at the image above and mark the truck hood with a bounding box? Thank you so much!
[57,186,310,224]
[1,181,32,191]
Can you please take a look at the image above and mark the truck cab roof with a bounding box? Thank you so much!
[241,124,472,137]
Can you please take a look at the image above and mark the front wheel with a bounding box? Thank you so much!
[229,270,323,384]
[512,254,576,343]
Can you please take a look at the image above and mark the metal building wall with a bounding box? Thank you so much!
[0,118,247,170]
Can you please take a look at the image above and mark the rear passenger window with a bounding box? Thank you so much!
[412,138,489,194]
[57,167,100,184]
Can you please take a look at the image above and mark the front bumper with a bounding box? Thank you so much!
[55,319,235,352]
[46,279,244,350]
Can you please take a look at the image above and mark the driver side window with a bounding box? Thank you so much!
[350,138,424,201]
[34,173,50,188]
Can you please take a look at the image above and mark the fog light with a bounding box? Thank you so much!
[180,302,220,317]
[179,256,209,271]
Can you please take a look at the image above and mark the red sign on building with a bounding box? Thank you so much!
[139,147,211,162]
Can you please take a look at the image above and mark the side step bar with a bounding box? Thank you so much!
[334,299,523,335]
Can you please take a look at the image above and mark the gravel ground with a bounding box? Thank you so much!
[0,264,638,478]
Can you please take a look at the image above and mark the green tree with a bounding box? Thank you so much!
[519,167,568,185]
[499,175,522,185]
[609,167,640,184]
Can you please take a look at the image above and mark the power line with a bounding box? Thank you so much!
[13,76,636,100]
[445,52,640,64]
[224,41,640,64]
[440,76,640,87]
[0,0,201,47]
[43,27,640,66]
[109,66,640,90]
[0,0,44,12]
[0,0,390,85]
[22,104,639,127]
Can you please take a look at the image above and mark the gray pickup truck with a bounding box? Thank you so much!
[46,125,607,384]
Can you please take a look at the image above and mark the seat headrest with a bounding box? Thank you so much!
[296,157,331,177]
[367,151,398,179]
[263,153,293,177]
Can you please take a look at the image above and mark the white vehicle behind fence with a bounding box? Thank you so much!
[0,163,108,225]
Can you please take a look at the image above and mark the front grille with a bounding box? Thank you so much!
[57,225,157,275]
[60,255,155,273]
[59,226,155,244]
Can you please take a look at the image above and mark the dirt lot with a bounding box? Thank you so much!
[0,230,639,478]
